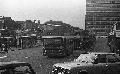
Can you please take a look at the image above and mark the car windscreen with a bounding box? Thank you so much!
[43,38,62,45]
[74,54,97,63]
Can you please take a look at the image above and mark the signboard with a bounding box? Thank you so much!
[116,30,120,37]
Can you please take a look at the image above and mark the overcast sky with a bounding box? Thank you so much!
[0,0,86,29]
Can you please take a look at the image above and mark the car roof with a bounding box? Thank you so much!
[21,36,30,37]
[88,52,116,55]
[42,36,82,39]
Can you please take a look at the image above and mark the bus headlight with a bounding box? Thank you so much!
[43,47,45,49]
[44,50,47,52]
[80,42,82,45]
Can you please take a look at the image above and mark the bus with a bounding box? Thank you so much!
[20,35,38,49]
[42,36,74,57]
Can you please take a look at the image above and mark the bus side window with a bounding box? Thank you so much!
[98,54,107,63]
[69,39,73,43]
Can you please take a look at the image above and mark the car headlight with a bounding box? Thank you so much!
[64,69,71,74]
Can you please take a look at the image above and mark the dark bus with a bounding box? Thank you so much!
[20,35,38,49]
[20,36,32,49]
[42,36,74,57]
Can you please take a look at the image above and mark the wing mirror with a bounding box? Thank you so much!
[93,61,98,64]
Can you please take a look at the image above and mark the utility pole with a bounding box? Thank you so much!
[2,19,4,29]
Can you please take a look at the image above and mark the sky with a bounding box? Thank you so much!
[0,0,86,29]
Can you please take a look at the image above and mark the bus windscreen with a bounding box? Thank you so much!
[43,38,62,45]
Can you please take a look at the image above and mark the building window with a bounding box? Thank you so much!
[95,22,100,25]
[95,26,97,28]
[116,5,120,8]
[86,17,93,21]
[91,1,96,3]
[102,18,106,21]
[86,22,93,25]
[101,26,105,28]
[110,1,115,4]
[90,26,94,28]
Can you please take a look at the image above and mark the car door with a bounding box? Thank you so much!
[106,54,120,74]
[93,63,107,74]
[92,54,107,74]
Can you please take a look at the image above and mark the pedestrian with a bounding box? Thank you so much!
[109,39,116,53]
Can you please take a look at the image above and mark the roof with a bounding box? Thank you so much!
[0,61,29,67]
[0,37,13,38]
[44,20,63,25]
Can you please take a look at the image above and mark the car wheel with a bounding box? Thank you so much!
[78,71,88,74]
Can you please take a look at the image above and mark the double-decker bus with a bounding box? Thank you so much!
[42,36,74,57]
[19,35,37,49]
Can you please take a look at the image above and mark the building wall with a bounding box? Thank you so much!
[86,0,120,36]
[0,17,4,29]
[0,16,13,29]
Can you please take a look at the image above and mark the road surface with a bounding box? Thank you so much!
[93,37,110,52]
[0,37,110,74]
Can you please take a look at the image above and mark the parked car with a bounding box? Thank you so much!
[0,61,36,74]
[52,52,120,74]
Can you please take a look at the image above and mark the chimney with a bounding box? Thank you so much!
[38,20,40,24]
[34,20,36,23]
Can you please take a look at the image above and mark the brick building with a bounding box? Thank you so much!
[86,0,120,36]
